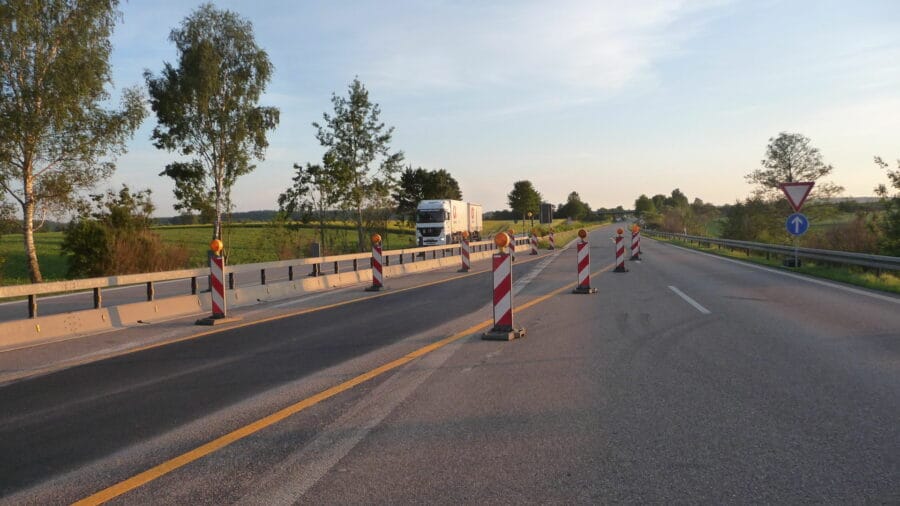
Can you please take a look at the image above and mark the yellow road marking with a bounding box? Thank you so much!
[73,259,611,505]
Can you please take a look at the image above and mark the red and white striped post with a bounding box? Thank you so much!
[614,228,628,272]
[548,230,556,250]
[507,228,516,262]
[630,225,641,260]
[484,233,525,340]
[459,231,471,272]
[573,229,597,294]
[366,234,384,291]
[530,231,538,255]
[197,238,232,325]
[210,255,226,317]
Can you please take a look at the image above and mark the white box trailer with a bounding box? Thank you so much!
[416,200,483,246]
[467,203,483,239]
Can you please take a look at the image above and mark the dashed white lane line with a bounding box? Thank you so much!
[668,285,712,315]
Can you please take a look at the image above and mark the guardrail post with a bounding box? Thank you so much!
[334,261,340,273]
[28,295,36,318]
[260,268,266,285]
[191,276,198,295]
[228,272,235,290]
[146,281,155,301]
[288,266,294,281]
[93,288,102,309]
[352,259,357,271]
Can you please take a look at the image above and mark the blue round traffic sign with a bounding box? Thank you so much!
[786,213,809,236]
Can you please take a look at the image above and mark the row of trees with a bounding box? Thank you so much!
[0,2,281,282]
[0,1,629,280]
[633,132,900,256]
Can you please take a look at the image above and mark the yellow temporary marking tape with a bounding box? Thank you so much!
[73,261,612,505]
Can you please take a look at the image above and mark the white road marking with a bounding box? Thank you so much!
[668,285,711,314]
[659,241,900,305]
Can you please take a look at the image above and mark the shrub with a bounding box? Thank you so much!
[61,186,190,278]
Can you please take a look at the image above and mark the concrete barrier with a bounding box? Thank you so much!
[0,248,498,351]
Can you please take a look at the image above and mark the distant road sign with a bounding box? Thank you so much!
[779,182,815,212]
[786,213,809,236]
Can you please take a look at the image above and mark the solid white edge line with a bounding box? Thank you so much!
[668,285,712,314]
[657,240,900,305]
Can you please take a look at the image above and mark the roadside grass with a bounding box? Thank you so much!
[652,235,900,295]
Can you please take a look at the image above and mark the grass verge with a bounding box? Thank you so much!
[651,235,900,295]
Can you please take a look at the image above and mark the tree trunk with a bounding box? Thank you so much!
[213,176,223,242]
[22,196,43,283]
[356,204,365,252]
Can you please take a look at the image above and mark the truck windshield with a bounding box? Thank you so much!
[417,210,445,223]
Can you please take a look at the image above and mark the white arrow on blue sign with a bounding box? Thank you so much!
[786,213,809,236]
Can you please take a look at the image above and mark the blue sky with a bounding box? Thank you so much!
[105,0,900,214]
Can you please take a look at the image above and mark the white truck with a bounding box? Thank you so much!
[416,199,483,246]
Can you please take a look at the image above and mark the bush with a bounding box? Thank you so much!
[61,186,190,278]
[805,213,881,254]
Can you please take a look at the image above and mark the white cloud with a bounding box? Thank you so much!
[358,0,729,100]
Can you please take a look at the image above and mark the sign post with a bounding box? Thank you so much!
[779,182,814,268]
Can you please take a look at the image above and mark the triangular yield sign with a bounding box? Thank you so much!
[779,182,814,212]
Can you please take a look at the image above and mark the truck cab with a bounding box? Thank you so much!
[416,200,456,246]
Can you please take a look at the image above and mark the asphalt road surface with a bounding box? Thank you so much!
[1,224,898,504]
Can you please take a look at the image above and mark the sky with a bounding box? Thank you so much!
[102,0,900,215]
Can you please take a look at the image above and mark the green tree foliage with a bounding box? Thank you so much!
[721,198,782,242]
[313,78,404,251]
[557,191,592,220]
[61,186,188,278]
[507,180,542,222]
[393,166,463,224]
[146,3,280,242]
[746,132,843,200]
[278,159,340,253]
[874,156,900,255]
[0,0,146,282]
[665,188,689,209]
[634,194,656,215]
[651,194,667,211]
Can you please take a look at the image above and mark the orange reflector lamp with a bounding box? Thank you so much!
[210,239,223,254]
[577,229,587,239]
[371,233,382,244]
[494,232,510,248]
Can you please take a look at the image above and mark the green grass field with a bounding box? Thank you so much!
[0,218,608,286]
[0,232,68,284]
[0,222,416,285]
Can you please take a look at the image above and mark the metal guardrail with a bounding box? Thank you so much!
[0,237,530,318]
[645,230,900,272]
